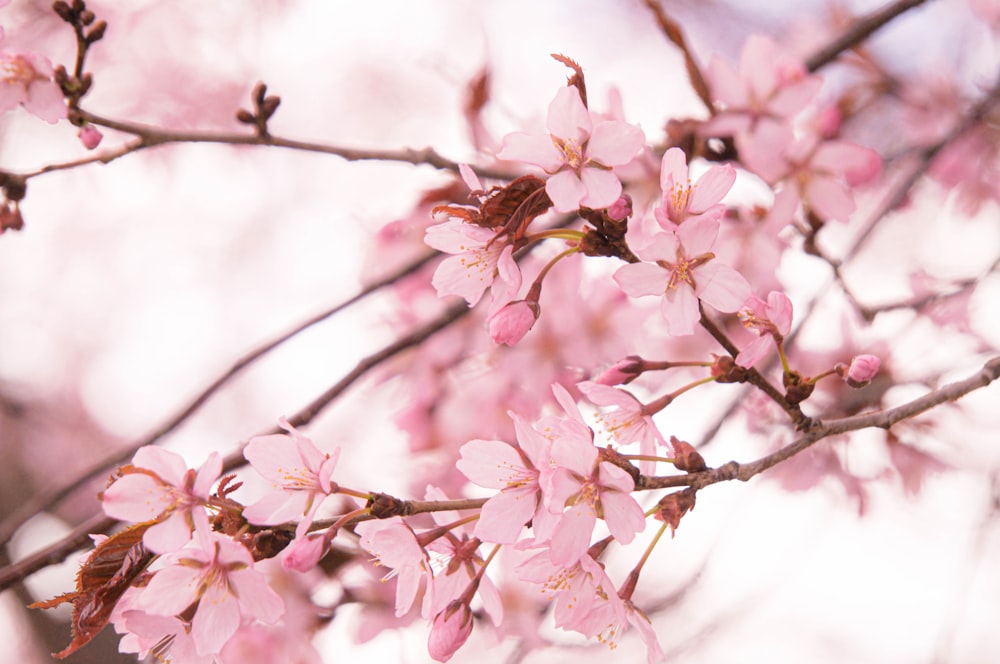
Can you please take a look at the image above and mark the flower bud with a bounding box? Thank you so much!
[488,299,539,346]
[841,354,881,388]
[78,124,102,150]
[428,600,474,662]
[594,355,644,386]
[282,532,328,573]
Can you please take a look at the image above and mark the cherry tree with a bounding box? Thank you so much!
[1,1,999,663]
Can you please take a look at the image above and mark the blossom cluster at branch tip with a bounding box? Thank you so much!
[498,85,645,212]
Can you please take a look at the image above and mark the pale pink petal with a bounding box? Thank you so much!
[812,141,882,185]
[229,568,284,624]
[586,120,645,166]
[677,216,720,256]
[659,147,689,193]
[765,290,794,335]
[132,446,188,486]
[456,439,524,488]
[474,490,535,544]
[137,564,204,616]
[243,490,310,525]
[191,583,241,655]
[705,55,746,108]
[102,474,171,522]
[599,489,645,545]
[546,468,584,509]
[768,76,822,117]
[192,452,222,498]
[512,413,550,467]
[143,511,194,553]
[614,262,667,298]
[688,164,736,213]
[741,35,779,101]
[497,132,564,171]
[423,222,494,253]
[577,381,641,411]
[546,86,592,143]
[579,167,623,209]
[546,169,587,212]
[695,263,752,313]
[549,501,596,566]
[661,284,699,335]
[23,81,66,123]
[735,335,772,368]
[805,175,855,222]
[458,163,482,191]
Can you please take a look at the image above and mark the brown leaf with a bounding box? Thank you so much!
[29,521,156,659]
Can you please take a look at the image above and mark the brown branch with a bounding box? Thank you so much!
[21,108,513,181]
[640,0,714,112]
[805,0,932,73]
[640,355,1000,491]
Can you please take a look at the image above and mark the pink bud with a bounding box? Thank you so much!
[281,532,328,573]
[78,124,103,150]
[428,601,474,662]
[842,354,880,388]
[607,194,633,221]
[488,299,539,346]
[594,355,643,386]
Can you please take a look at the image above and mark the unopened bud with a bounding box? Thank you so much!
[838,354,881,388]
[594,355,644,386]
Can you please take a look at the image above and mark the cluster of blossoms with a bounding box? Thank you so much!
[35,5,991,661]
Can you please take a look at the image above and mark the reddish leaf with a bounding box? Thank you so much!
[29,521,156,659]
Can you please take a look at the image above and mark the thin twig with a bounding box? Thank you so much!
[805,0,931,73]
[640,355,1000,491]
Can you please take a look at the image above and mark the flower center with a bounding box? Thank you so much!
[1,55,38,85]
[552,136,586,170]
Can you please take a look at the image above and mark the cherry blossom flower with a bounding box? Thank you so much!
[735,290,793,368]
[242,419,339,532]
[654,147,736,228]
[779,135,882,223]
[456,413,553,544]
[356,517,435,618]
[0,50,66,123]
[622,599,665,664]
[577,380,667,475]
[517,549,623,638]
[701,34,821,182]
[102,446,221,554]
[422,486,504,624]
[136,531,284,656]
[543,411,646,566]
[613,218,751,335]
[498,86,645,212]
[424,219,519,306]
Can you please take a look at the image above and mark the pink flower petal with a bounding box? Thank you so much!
[586,120,645,166]
[579,167,623,209]
[695,263,751,313]
[546,86,592,143]
[545,169,588,212]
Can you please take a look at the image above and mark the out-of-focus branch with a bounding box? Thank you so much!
[0,298,474,592]
[18,108,513,181]
[640,0,714,111]
[805,0,932,72]
[0,249,438,546]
